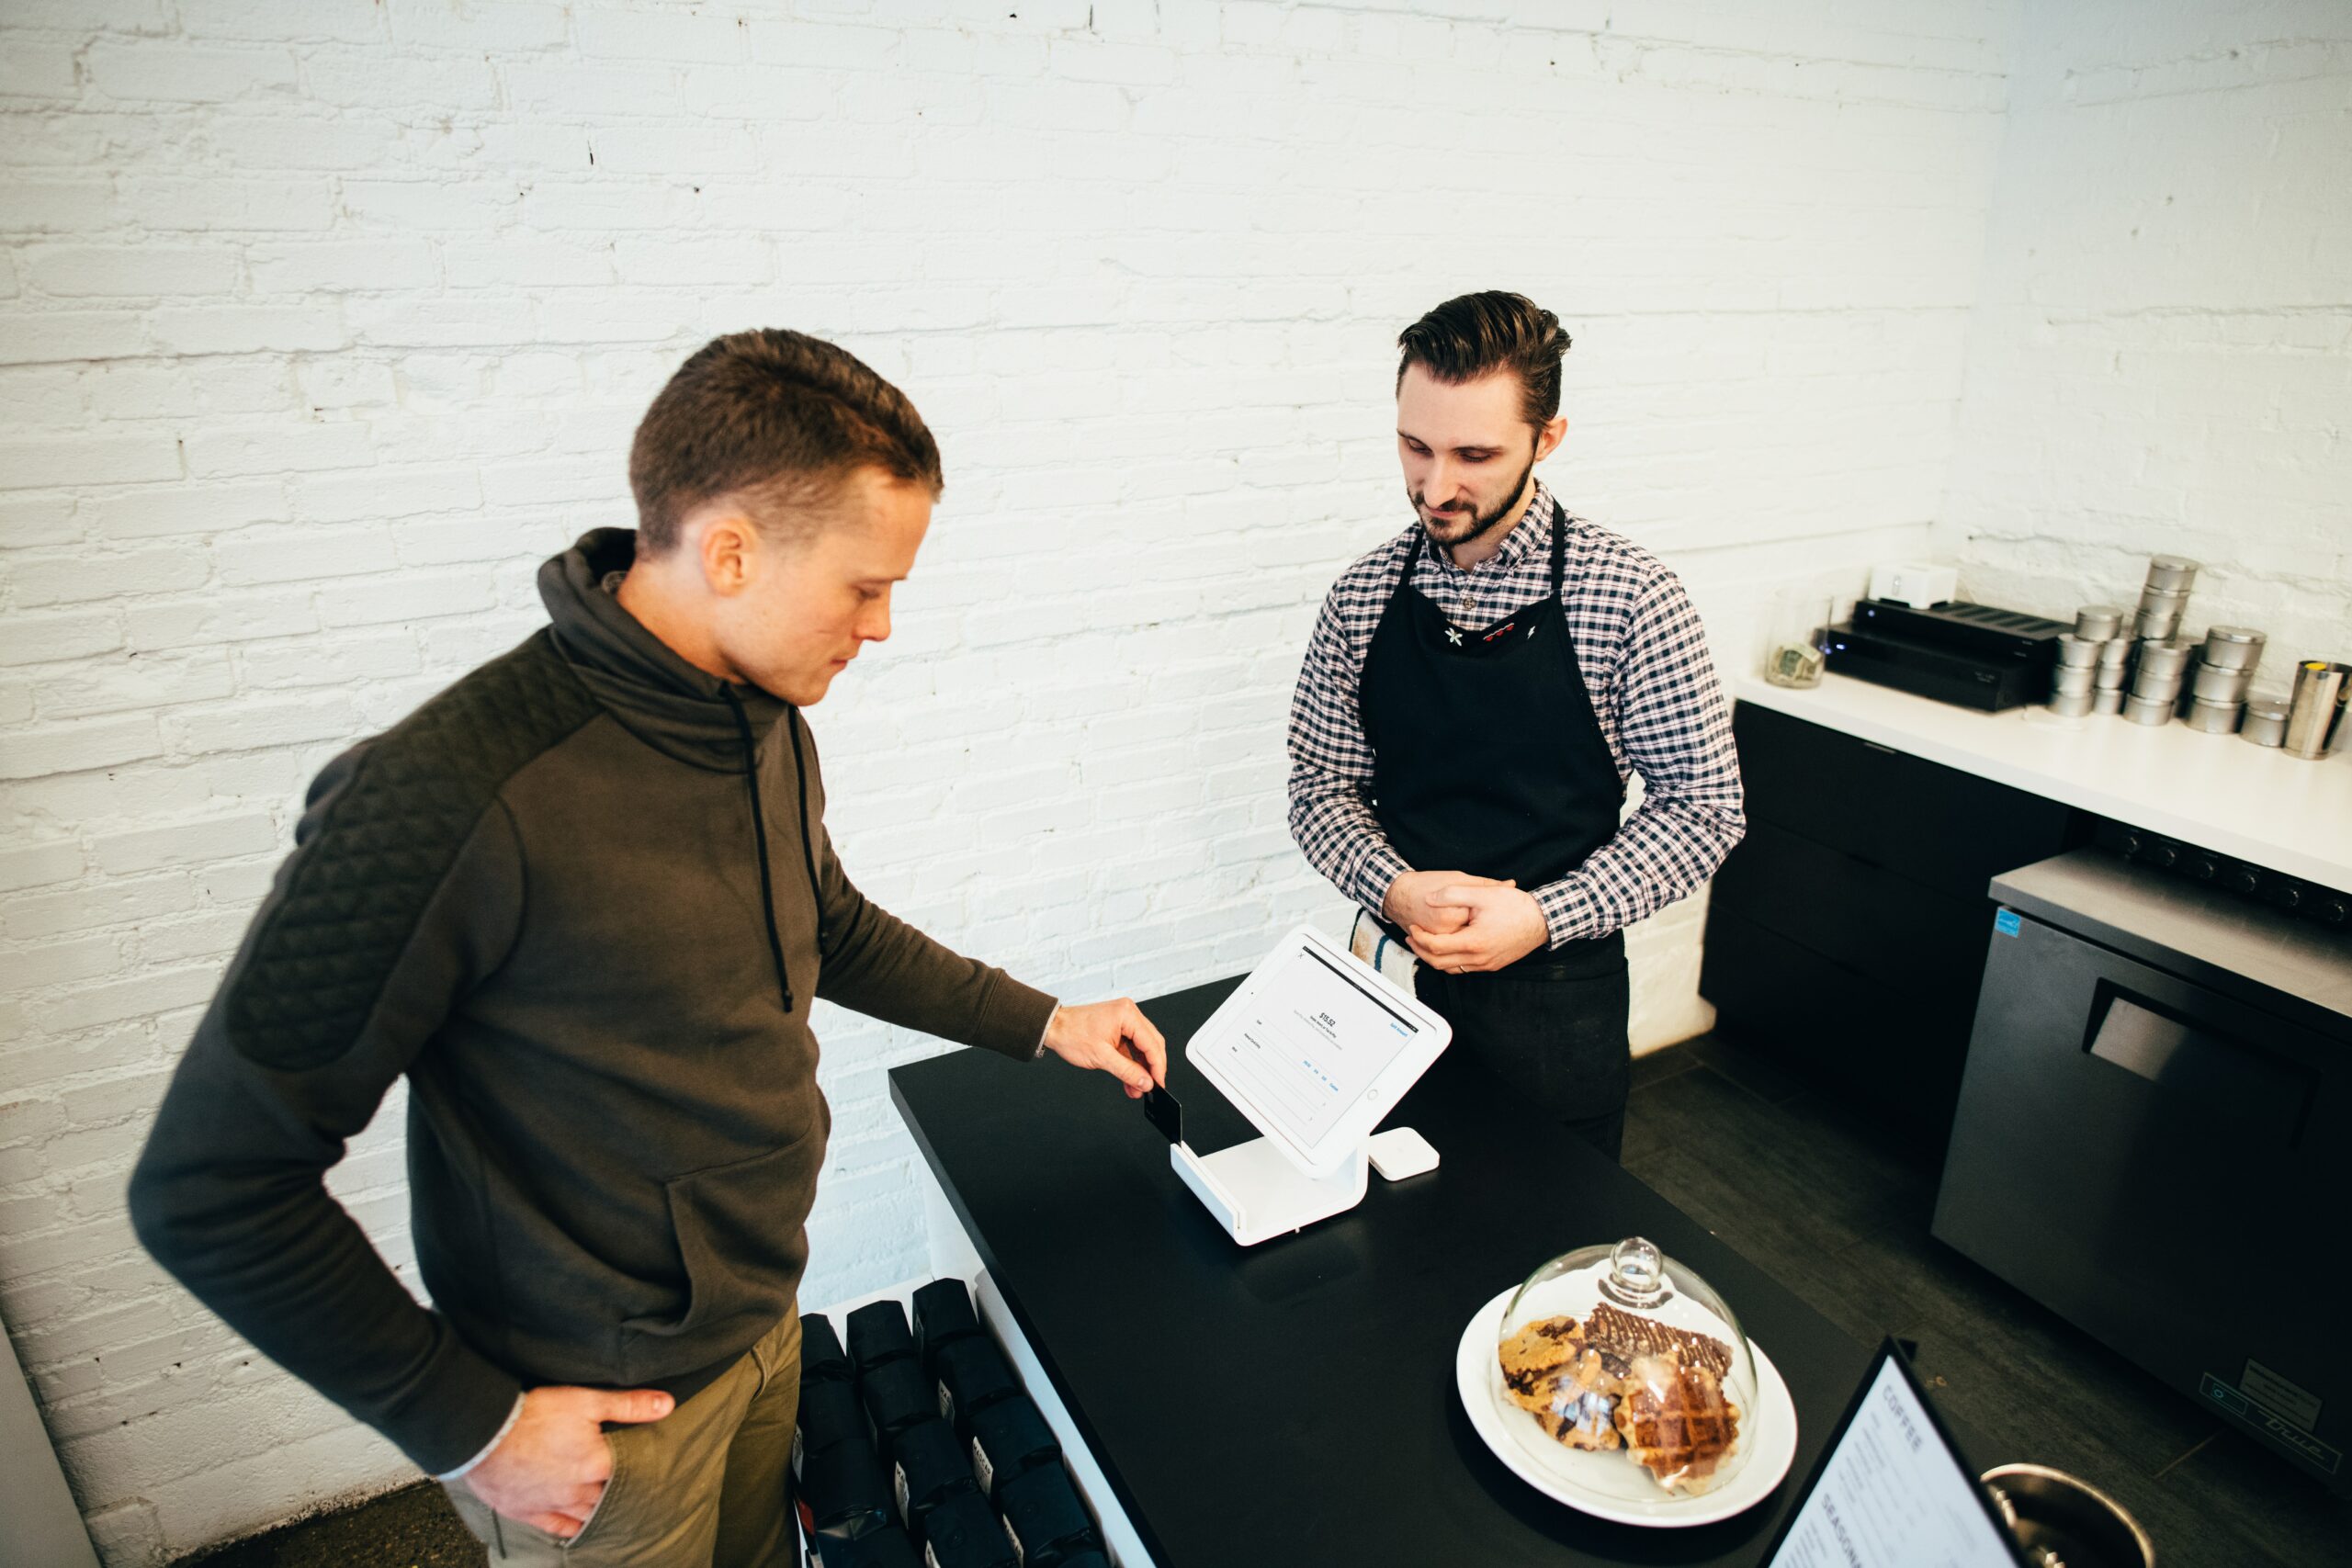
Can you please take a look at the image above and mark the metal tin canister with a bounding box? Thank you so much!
[2144,555,2199,591]
[2190,661,2252,703]
[2052,666,2097,698]
[2186,698,2243,735]
[2242,698,2290,747]
[2047,691,2097,717]
[2092,687,2127,716]
[2132,607,2183,641]
[2137,584,2190,615]
[2074,605,2124,641]
[2200,626,2266,671]
[2053,634,2103,669]
[2285,660,2350,759]
[2122,694,2175,726]
[2133,637,2195,678]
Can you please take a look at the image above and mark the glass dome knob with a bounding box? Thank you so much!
[1601,1235,1672,1308]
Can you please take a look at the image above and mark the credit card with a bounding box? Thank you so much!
[1142,1086,1182,1145]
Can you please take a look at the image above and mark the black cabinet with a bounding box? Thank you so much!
[1699,702,2087,1152]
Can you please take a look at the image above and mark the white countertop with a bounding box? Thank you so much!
[1732,673,2352,895]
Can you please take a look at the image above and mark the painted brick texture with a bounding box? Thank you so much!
[1937,0,2352,682]
[0,2,2023,1560]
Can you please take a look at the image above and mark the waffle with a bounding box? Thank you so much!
[1585,1302,1733,1380]
[1611,1353,1741,1493]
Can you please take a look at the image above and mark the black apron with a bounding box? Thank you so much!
[1358,510,1634,1156]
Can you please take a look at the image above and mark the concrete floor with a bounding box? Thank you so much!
[175,1032,2349,1566]
[177,1481,481,1568]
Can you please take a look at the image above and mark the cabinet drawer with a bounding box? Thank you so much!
[1733,702,2078,900]
[1711,818,1995,1012]
[1699,905,1973,1144]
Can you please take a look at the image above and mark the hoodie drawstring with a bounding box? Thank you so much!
[786,710,825,950]
[723,688,802,1014]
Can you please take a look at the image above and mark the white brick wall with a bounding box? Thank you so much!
[1936,0,2352,683]
[1,2,2018,1559]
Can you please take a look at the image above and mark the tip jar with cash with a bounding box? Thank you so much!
[1763,590,1832,689]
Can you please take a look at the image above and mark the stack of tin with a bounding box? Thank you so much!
[2183,625,2266,735]
[2049,604,2129,716]
[2134,555,2197,640]
[2121,556,2201,726]
[2125,636,2195,725]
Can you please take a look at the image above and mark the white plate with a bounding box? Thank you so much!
[1454,1285,1798,1528]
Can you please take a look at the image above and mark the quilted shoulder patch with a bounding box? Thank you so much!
[226,631,602,1071]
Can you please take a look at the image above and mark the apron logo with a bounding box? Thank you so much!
[1482,621,1517,643]
[1444,626,1464,646]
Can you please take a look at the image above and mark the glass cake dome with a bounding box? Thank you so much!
[1493,1235,1757,1499]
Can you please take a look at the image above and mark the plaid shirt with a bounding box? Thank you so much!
[1285,482,1745,947]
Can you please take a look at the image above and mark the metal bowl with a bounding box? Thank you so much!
[1982,1463,2154,1568]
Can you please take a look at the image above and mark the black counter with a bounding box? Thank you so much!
[890,976,1874,1567]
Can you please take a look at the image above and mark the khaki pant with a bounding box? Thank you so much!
[446,1314,803,1568]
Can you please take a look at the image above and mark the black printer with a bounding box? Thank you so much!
[1823,597,2068,712]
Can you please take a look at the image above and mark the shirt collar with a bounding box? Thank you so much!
[1429,479,1556,575]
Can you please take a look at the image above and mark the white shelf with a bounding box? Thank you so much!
[1733,673,2352,895]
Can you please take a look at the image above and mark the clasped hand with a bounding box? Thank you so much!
[1385,869,1549,975]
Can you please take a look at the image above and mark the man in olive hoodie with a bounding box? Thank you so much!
[129,330,1166,1567]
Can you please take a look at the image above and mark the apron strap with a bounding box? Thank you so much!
[1548,501,1565,601]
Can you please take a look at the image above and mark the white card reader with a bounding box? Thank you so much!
[1367,1125,1440,1180]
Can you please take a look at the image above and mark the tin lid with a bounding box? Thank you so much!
[2204,625,2266,646]
[2245,698,2291,721]
[2147,555,2200,575]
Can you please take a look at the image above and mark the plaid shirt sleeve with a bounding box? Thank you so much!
[1529,570,1746,945]
[1285,566,1411,919]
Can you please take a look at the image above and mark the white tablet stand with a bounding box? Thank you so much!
[1159,923,1450,1247]
[1171,1127,1444,1246]
[1170,1135,1371,1248]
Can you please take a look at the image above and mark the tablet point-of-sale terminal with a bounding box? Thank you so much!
[1147,923,1452,1246]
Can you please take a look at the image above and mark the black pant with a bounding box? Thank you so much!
[1414,931,1632,1161]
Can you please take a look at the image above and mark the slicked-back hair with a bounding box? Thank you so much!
[629,328,943,554]
[1396,292,1573,431]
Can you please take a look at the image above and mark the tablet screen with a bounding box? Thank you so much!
[1767,1350,2026,1568]
[1193,942,1423,1148]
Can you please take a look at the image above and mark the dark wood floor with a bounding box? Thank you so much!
[1624,1034,2350,1568]
[179,1032,2347,1566]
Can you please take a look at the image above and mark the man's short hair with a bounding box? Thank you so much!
[1395,292,1573,430]
[629,328,944,554]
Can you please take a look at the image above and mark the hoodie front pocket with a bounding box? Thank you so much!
[618,1132,823,1379]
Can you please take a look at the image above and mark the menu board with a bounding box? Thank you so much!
[1768,1354,2023,1568]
